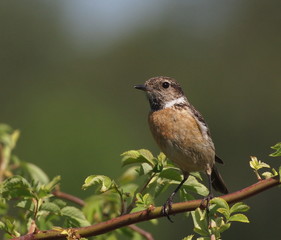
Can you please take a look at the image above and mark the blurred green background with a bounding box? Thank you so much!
[1,1,280,239]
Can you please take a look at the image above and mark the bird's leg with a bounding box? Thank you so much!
[200,172,215,227]
[162,174,188,222]
[201,172,213,212]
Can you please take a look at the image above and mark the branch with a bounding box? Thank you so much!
[128,225,154,240]
[12,176,280,240]
[52,189,154,240]
[52,189,85,206]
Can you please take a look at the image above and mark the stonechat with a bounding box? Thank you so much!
[134,76,228,219]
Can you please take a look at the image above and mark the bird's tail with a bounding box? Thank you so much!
[211,165,228,194]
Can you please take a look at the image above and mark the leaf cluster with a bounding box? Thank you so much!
[82,150,208,218]
[0,124,280,240]
[249,156,281,181]
[80,149,209,239]
[185,198,249,240]
[0,125,89,239]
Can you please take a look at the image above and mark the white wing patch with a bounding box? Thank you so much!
[194,117,209,140]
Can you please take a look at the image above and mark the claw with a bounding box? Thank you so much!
[161,174,188,223]
[162,197,174,223]
[200,193,213,212]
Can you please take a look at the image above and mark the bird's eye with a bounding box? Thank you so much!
[162,81,170,89]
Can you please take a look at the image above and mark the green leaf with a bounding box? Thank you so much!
[271,168,278,176]
[119,183,138,200]
[149,218,158,225]
[10,130,20,149]
[249,156,270,170]
[182,235,194,240]
[157,152,166,163]
[82,175,112,192]
[261,171,274,179]
[149,178,170,198]
[0,198,7,216]
[210,197,229,210]
[152,162,163,173]
[135,193,153,208]
[182,176,209,196]
[0,216,20,237]
[130,206,147,213]
[119,167,138,184]
[229,213,250,223]
[190,171,203,181]
[0,126,20,175]
[40,202,60,213]
[0,221,4,229]
[34,176,61,199]
[269,142,281,157]
[0,126,20,149]
[279,166,281,182]
[121,149,154,167]
[191,208,209,236]
[137,163,153,176]
[0,124,13,135]
[1,175,33,199]
[230,202,250,214]
[44,175,61,192]
[180,188,195,204]
[219,223,231,233]
[131,193,154,212]
[82,196,103,223]
[52,199,67,208]
[210,198,230,219]
[217,208,230,220]
[61,206,90,227]
[16,200,34,211]
[193,227,209,237]
[159,168,182,181]
[22,162,49,184]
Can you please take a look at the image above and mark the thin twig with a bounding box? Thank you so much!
[12,176,280,240]
[139,172,157,194]
[32,198,39,220]
[126,172,157,213]
[52,189,85,206]
[114,186,126,215]
[128,224,154,240]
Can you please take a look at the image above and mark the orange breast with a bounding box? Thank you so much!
[148,108,215,173]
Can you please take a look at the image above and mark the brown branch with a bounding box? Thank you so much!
[52,189,85,206]
[128,224,154,240]
[12,176,280,240]
[52,189,154,239]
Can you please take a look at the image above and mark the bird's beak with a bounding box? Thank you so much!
[134,84,147,91]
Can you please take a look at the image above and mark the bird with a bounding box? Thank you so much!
[134,76,228,220]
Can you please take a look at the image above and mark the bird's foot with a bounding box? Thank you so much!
[200,193,213,211]
[162,196,174,223]
[200,194,214,227]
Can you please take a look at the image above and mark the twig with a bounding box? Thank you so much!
[52,189,85,206]
[126,172,156,213]
[11,176,280,240]
[128,224,154,240]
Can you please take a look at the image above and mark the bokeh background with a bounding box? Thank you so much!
[1,1,280,239]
